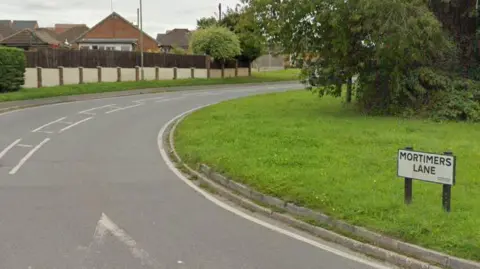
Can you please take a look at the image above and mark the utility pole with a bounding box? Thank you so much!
[137,8,139,27]
[110,0,113,12]
[139,0,144,80]
[218,3,222,21]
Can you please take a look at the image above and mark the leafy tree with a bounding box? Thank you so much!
[170,44,186,55]
[249,0,457,114]
[196,17,218,29]
[189,26,242,66]
[196,3,266,66]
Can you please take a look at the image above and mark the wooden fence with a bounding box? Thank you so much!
[24,49,251,69]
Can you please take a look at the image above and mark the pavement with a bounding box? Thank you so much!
[0,83,395,269]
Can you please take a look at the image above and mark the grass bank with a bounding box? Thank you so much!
[0,69,300,102]
[174,90,480,261]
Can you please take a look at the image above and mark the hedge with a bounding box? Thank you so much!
[0,46,26,92]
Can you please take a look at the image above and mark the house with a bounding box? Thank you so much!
[156,28,191,52]
[57,25,89,46]
[0,20,14,40]
[74,12,157,51]
[11,20,38,31]
[54,23,87,34]
[0,28,60,50]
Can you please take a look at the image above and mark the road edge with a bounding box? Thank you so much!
[0,81,299,114]
[163,107,480,269]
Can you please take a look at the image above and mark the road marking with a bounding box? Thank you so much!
[155,97,184,103]
[78,104,117,115]
[157,107,390,269]
[133,96,165,103]
[9,138,50,175]
[17,144,33,148]
[0,139,22,159]
[94,213,160,268]
[31,117,67,133]
[58,117,93,133]
[105,103,143,114]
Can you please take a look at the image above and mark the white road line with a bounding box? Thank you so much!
[78,104,116,115]
[36,131,54,134]
[58,117,93,133]
[105,103,143,114]
[155,97,184,103]
[0,139,22,159]
[95,213,160,268]
[17,144,33,148]
[157,107,390,269]
[31,117,67,133]
[9,138,50,175]
[133,96,165,102]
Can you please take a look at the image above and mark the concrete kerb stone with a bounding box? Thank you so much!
[166,112,480,269]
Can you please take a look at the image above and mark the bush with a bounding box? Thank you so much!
[0,46,26,92]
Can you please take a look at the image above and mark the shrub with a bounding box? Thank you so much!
[0,46,26,92]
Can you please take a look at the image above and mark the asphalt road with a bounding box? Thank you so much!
[0,83,394,269]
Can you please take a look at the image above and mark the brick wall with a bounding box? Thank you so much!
[83,14,158,51]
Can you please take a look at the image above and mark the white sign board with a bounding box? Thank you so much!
[397,150,455,185]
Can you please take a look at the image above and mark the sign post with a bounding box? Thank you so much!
[397,148,456,212]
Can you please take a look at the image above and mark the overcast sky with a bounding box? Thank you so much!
[0,0,241,36]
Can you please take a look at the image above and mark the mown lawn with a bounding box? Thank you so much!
[0,69,300,102]
[174,90,480,261]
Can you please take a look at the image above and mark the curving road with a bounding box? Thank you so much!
[0,83,394,269]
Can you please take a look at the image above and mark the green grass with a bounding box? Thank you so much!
[174,90,480,261]
[0,69,300,102]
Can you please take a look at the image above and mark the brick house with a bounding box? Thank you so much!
[74,12,157,51]
[0,28,60,50]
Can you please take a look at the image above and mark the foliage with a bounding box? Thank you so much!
[196,17,218,29]
[196,2,266,63]
[247,0,480,120]
[189,26,241,62]
[0,46,26,92]
[170,44,186,55]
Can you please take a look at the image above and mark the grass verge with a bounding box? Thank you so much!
[174,90,480,261]
[0,69,300,102]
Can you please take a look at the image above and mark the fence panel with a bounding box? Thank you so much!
[24,49,211,69]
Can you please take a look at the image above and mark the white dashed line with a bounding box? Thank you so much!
[78,104,117,115]
[105,103,143,114]
[0,139,21,159]
[9,138,50,175]
[58,117,93,133]
[17,144,33,148]
[31,117,67,133]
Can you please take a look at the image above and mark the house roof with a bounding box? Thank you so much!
[77,38,137,44]
[74,12,157,44]
[57,25,89,43]
[54,23,87,34]
[11,20,38,31]
[0,28,59,46]
[157,28,191,48]
[0,24,14,41]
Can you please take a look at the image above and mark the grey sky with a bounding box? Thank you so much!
[0,0,241,36]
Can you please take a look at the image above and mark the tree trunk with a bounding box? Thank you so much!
[346,77,353,103]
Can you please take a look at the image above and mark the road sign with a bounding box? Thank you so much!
[397,149,456,186]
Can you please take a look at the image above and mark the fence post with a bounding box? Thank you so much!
[155,66,159,80]
[58,66,64,86]
[235,60,239,77]
[36,67,42,88]
[191,67,195,79]
[206,56,211,79]
[117,67,121,82]
[135,66,140,81]
[97,66,102,83]
[173,67,178,80]
[79,67,84,84]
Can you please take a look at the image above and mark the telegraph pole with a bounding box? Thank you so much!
[139,0,144,80]
[218,3,222,21]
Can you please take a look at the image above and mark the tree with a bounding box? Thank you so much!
[189,26,242,68]
[196,3,267,67]
[170,44,186,55]
[249,0,455,113]
[196,17,218,29]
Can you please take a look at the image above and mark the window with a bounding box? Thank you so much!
[121,46,130,51]
[92,45,98,50]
